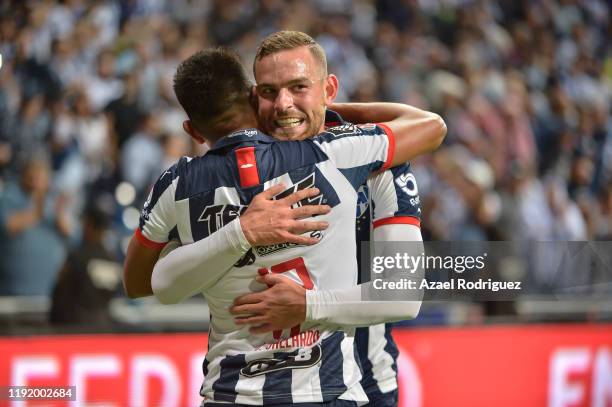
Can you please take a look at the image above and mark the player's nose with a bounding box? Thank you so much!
[274,88,294,112]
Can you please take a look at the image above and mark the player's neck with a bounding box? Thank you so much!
[207,106,259,143]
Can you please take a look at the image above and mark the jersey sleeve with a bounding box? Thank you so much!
[369,163,421,229]
[312,122,395,172]
[135,164,179,249]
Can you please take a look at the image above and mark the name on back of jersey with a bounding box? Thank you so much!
[198,204,247,236]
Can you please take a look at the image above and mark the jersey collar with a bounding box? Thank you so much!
[209,128,276,152]
[325,109,347,127]
[210,112,346,152]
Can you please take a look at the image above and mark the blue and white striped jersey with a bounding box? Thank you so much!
[326,110,422,397]
[138,125,395,405]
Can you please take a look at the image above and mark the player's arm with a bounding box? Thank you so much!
[330,102,446,164]
[305,165,424,326]
[151,185,331,304]
[151,219,250,304]
[124,235,165,298]
[123,164,179,298]
[304,224,423,327]
[232,224,423,333]
[230,165,424,331]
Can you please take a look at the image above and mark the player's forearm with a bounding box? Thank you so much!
[330,102,447,164]
[306,288,421,327]
[151,218,251,304]
[330,102,430,124]
[305,224,423,326]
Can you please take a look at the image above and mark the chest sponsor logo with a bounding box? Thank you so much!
[240,343,322,377]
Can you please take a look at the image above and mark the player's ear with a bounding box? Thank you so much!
[183,120,207,145]
[323,74,339,106]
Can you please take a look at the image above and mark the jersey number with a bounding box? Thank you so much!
[258,257,313,340]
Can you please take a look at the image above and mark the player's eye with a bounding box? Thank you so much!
[291,84,309,93]
[257,87,277,98]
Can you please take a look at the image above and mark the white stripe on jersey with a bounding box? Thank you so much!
[368,170,399,218]
[291,364,324,403]
[263,173,294,191]
[176,197,194,243]
[214,186,241,204]
[141,176,179,243]
[337,334,368,404]
[368,324,398,393]
[313,131,390,170]
[233,353,266,405]
[338,385,369,405]
[200,356,222,399]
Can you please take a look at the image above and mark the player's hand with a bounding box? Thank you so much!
[240,183,331,246]
[230,273,306,333]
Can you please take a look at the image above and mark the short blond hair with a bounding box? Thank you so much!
[254,31,327,76]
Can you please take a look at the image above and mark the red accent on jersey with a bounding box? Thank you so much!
[235,147,260,188]
[134,228,167,250]
[373,216,421,229]
[376,123,396,171]
[325,121,341,127]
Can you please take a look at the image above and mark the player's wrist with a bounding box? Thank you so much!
[232,217,253,251]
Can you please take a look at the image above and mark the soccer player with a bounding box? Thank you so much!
[229,31,432,407]
[131,47,442,405]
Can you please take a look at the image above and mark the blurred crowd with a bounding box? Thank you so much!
[0,0,610,311]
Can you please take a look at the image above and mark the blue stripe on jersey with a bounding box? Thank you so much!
[354,327,374,390]
[319,332,348,401]
[200,358,209,398]
[174,153,239,201]
[168,226,179,241]
[212,353,245,403]
[202,357,209,377]
[389,164,421,219]
[325,109,344,125]
[383,324,399,376]
[339,165,374,192]
[355,191,371,285]
[262,349,297,405]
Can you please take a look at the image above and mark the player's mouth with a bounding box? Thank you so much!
[274,117,305,129]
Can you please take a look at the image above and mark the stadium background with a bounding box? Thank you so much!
[0,0,610,406]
